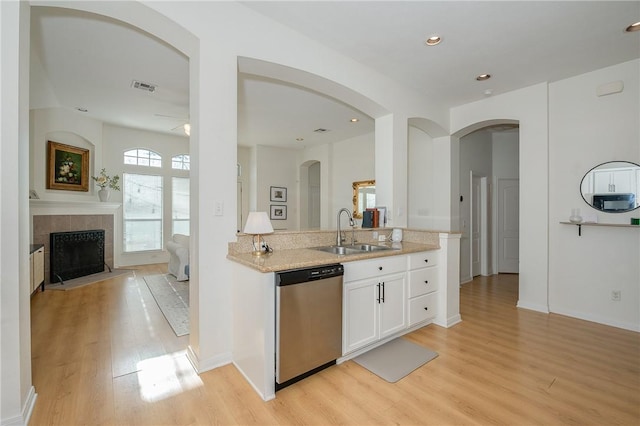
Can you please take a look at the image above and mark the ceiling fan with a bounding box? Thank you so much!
[154,113,190,136]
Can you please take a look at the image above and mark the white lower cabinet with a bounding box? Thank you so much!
[407,251,438,326]
[30,245,45,293]
[342,250,440,356]
[343,256,407,355]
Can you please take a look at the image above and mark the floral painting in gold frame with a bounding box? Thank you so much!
[47,141,89,192]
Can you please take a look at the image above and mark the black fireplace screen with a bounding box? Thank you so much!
[50,229,105,283]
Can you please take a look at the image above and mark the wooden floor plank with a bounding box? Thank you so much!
[29,268,640,425]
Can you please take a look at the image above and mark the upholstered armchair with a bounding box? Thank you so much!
[167,234,190,281]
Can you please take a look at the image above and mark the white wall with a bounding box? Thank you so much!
[245,132,374,231]
[1,1,35,424]
[492,131,519,179]
[548,59,639,331]
[237,146,250,232]
[407,126,435,229]
[255,145,299,230]
[30,108,103,203]
[328,132,375,227]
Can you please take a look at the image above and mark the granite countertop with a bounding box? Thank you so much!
[30,244,44,254]
[227,241,439,273]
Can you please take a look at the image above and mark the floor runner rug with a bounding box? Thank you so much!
[143,274,190,337]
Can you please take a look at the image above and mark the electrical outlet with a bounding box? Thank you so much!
[611,290,621,301]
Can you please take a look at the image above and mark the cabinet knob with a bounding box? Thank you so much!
[424,307,429,311]
[424,259,429,263]
[424,280,429,284]
[378,266,383,271]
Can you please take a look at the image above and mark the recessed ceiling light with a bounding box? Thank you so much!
[425,35,442,46]
[476,74,491,81]
[350,118,359,123]
[626,21,640,32]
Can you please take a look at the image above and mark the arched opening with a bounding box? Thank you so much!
[27,0,200,384]
[453,120,520,283]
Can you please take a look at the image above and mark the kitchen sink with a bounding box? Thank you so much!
[350,244,395,252]
[313,245,363,255]
[312,244,397,255]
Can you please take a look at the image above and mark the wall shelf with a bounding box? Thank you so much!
[560,221,640,236]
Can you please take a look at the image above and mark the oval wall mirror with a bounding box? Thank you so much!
[580,161,640,213]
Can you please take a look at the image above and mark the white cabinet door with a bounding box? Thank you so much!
[593,169,636,193]
[379,273,407,338]
[343,278,379,354]
[612,169,635,193]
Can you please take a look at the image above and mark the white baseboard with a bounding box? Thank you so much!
[232,361,276,401]
[1,386,37,426]
[550,307,640,333]
[516,300,549,313]
[185,345,232,374]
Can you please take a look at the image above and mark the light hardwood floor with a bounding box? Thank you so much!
[30,268,639,425]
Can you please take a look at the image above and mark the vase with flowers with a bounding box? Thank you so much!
[92,168,120,202]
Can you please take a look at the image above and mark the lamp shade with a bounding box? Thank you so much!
[243,211,274,235]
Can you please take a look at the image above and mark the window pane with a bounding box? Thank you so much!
[172,154,190,170]
[123,173,163,251]
[172,177,190,235]
[123,149,162,168]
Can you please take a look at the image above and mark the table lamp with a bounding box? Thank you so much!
[243,211,274,256]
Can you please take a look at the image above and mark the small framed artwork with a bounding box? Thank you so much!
[270,205,287,220]
[270,186,287,202]
[47,141,89,192]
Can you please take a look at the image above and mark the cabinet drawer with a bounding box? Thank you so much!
[343,255,406,282]
[407,251,438,270]
[408,267,438,298]
[408,292,437,326]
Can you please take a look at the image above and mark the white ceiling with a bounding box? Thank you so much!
[30,2,640,148]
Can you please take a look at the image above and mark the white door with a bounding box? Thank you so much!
[497,178,519,273]
[471,175,482,277]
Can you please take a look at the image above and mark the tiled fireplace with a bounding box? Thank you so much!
[31,200,120,285]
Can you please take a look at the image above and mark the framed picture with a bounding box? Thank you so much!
[270,186,287,202]
[47,141,89,192]
[270,205,287,220]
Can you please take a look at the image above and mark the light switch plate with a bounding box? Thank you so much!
[214,201,223,216]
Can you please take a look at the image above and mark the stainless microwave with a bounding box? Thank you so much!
[591,193,636,212]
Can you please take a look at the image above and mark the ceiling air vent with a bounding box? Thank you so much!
[313,128,329,133]
[131,80,157,93]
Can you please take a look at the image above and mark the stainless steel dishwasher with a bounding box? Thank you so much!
[275,264,344,390]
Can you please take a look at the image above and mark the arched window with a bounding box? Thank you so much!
[124,149,162,167]
[172,154,190,170]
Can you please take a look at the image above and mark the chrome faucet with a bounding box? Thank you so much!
[336,208,354,246]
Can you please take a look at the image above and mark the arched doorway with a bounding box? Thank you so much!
[455,121,520,283]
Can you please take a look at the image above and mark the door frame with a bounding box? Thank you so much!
[470,172,490,277]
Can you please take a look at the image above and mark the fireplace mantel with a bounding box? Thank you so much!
[30,199,121,216]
